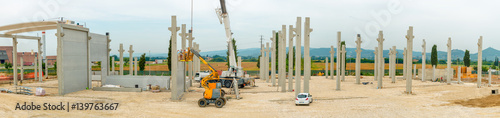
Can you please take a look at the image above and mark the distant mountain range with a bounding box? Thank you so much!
[199,47,500,61]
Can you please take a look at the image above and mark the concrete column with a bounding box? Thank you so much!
[457,66,461,84]
[303,17,312,93]
[169,15,180,100]
[377,31,384,89]
[489,68,492,87]
[477,36,483,88]
[341,45,346,82]
[20,56,23,81]
[336,32,341,82]
[118,44,125,75]
[447,38,452,84]
[281,25,288,92]
[391,46,397,83]
[374,47,378,81]
[266,43,270,82]
[34,56,37,81]
[433,65,436,81]
[277,30,283,89]
[12,38,17,85]
[271,30,276,86]
[325,58,329,78]
[196,43,201,73]
[179,24,189,86]
[288,25,294,92]
[403,48,407,79]
[188,32,195,87]
[134,57,138,75]
[335,46,341,90]
[294,17,302,96]
[405,26,414,94]
[355,34,362,84]
[422,39,426,81]
[38,39,42,82]
[330,46,335,80]
[413,65,416,79]
[259,44,266,80]
[111,57,115,75]
[129,45,134,76]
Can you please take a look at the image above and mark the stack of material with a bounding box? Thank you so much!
[151,85,160,93]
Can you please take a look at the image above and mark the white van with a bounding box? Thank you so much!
[194,72,210,82]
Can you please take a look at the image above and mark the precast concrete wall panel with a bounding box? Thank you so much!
[58,25,90,95]
[89,33,108,84]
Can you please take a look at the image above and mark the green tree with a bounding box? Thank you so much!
[167,37,172,71]
[139,53,146,71]
[464,50,470,67]
[431,45,438,66]
[53,62,57,69]
[226,38,238,67]
[275,32,279,70]
[494,56,499,67]
[4,62,12,69]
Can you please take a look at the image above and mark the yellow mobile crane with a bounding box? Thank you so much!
[180,48,227,108]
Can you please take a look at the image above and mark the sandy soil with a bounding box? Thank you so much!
[1,76,499,117]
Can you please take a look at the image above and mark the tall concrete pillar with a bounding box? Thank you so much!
[196,43,201,73]
[281,25,288,92]
[488,68,492,87]
[188,32,195,87]
[390,46,397,83]
[403,48,407,79]
[433,65,436,81]
[34,56,37,81]
[278,30,283,90]
[421,39,426,81]
[377,31,384,89]
[12,38,17,85]
[335,46,341,90]
[325,58,329,78]
[336,32,342,82]
[111,57,115,75]
[288,25,294,92]
[335,31,342,82]
[20,56,23,81]
[405,26,414,94]
[118,44,125,75]
[179,24,189,86]
[477,36,483,88]
[129,45,134,76]
[294,17,302,96]
[457,66,461,84]
[303,17,312,93]
[38,39,42,82]
[330,46,335,80]
[447,38,452,84]
[355,34,362,84]
[413,65,416,79]
[169,15,181,100]
[266,43,270,82]
[341,45,346,82]
[271,31,276,86]
[134,57,138,75]
[374,47,378,81]
[259,44,266,80]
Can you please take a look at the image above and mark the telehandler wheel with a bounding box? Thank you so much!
[221,97,227,106]
[224,81,232,88]
[198,98,208,107]
[215,98,224,108]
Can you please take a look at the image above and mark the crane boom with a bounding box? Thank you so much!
[217,0,238,70]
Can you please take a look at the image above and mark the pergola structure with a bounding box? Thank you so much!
[0,21,110,95]
[0,33,42,85]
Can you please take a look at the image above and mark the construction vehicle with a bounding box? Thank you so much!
[180,48,227,108]
[215,0,251,89]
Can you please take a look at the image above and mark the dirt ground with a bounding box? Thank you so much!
[1,76,500,117]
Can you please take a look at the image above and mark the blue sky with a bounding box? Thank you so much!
[0,0,498,56]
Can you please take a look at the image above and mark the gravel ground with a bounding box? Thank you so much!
[1,76,499,117]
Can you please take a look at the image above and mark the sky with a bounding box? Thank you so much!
[0,0,498,56]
